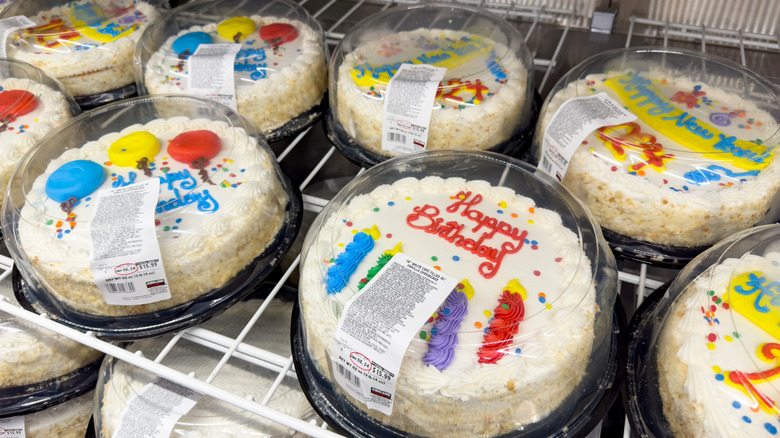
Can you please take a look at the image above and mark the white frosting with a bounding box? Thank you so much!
[335,28,530,156]
[658,253,780,437]
[24,390,94,438]
[300,176,598,435]
[7,0,159,96]
[144,15,327,135]
[0,77,73,206]
[539,71,780,247]
[16,116,287,316]
[100,299,317,436]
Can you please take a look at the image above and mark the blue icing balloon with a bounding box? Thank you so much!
[45,160,106,203]
[172,32,212,55]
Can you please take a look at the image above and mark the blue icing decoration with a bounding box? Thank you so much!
[683,165,760,185]
[326,232,374,294]
[172,32,212,56]
[45,160,106,203]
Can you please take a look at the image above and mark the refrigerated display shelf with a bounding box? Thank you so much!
[0,0,778,436]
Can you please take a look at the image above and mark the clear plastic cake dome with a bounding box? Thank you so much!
[0,0,168,107]
[95,298,320,437]
[1,390,95,437]
[325,3,536,167]
[627,224,780,438]
[294,150,621,437]
[0,58,80,222]
[530,47,780,267]
[135,0,327,142]
[1,95,302,340]
[0,277,102,416]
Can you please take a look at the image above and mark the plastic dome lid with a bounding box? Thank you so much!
[135,0,328,141]
[1,95,302,340]
[0,281,102,416]
[627,224,780,437]
[96,298,319,437]
[1,0,167,103]
[296,150,619,436]
[326,3,536,167]
[0,58,79,211]
[532,47,780,265]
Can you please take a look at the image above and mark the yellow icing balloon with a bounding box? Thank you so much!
[108,131,160,168]
[217,17,256,41]
[79,23,136,43]
[361,225,380,240]
[505,279,527,300]
[385,242,403,256]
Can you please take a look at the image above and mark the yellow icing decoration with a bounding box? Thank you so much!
[499,201,507,208]
[504,279,527,300]
[350,36,491,87]
[108,131,160,168]
[603,74,773,171]
[459,279,475,300]
[723,271,780,342]
[70,4,135,43]
[361,225,380,240]
[385,242,403,256]
[217,17,256,41]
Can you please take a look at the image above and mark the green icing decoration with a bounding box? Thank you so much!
[357,252,393,290]
[420,331,426,339]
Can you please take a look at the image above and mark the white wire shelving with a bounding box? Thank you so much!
[0,1,778,436]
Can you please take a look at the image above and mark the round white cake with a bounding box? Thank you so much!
[5,0,159,97]
[23,390,94,438]
[538,70,780,248]
[144,15,327,136]
[15,116,288,316]
[299,175,600,436]
[0,77,73,207]
[335,28,530,157]
[657,252,780,437]
[99,299,317,437]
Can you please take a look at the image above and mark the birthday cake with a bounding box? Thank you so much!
[536,54,780,249]
[656,251,780,437]
[299,171,604,435]
[14,116,288,316]
[99,299,317,436]
[23,391,94,438]
[0,284,101,390]
[0,77,74,207]
[333,27,531,158]
[5,0,159,97]
[143,13,327,137]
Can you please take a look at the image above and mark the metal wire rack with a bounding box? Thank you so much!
[0,1,778,436]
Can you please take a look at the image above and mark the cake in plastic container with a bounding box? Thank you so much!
[325,3,536,167]
[1,0,164,104]
[0,278,102,416]
[1,390,95,438]
[0,59,79,208]
[1,95,301,339]
[295,150,620,436]
[531,47,780,265]
[96,298,319,437]
[136,0,327,141]
[627,224,780,437]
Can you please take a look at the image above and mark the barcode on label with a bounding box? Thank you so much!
[387,132,406,144]
[336,363,361,388]
[540,156,552,173]
[105,282,136,293]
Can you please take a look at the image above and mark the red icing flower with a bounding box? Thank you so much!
[477,290,525,364]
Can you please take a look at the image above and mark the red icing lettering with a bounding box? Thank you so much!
[406,192,529,279]
[597,122,675,172]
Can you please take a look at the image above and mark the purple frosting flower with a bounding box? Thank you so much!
[423,290,468,370]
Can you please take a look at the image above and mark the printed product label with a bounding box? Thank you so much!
[539,92,636,181]
[0,416,25,437]
[0,16,34,58]
[188,44,242,111]
[381,63,447,155]
[331,253,456,415]
[88,178,171,305]
[112,377,202,438]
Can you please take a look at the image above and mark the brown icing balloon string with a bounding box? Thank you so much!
[192,157,215,185]
[136,157,153,177]
[60,196,79,214]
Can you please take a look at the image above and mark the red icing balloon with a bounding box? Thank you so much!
[259,23,298,44]
[168,130,222,167]
[0,90,38,119]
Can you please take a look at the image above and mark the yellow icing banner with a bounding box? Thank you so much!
[723,271,780,341]
[350,36,492,87]
[603,74,774,171]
